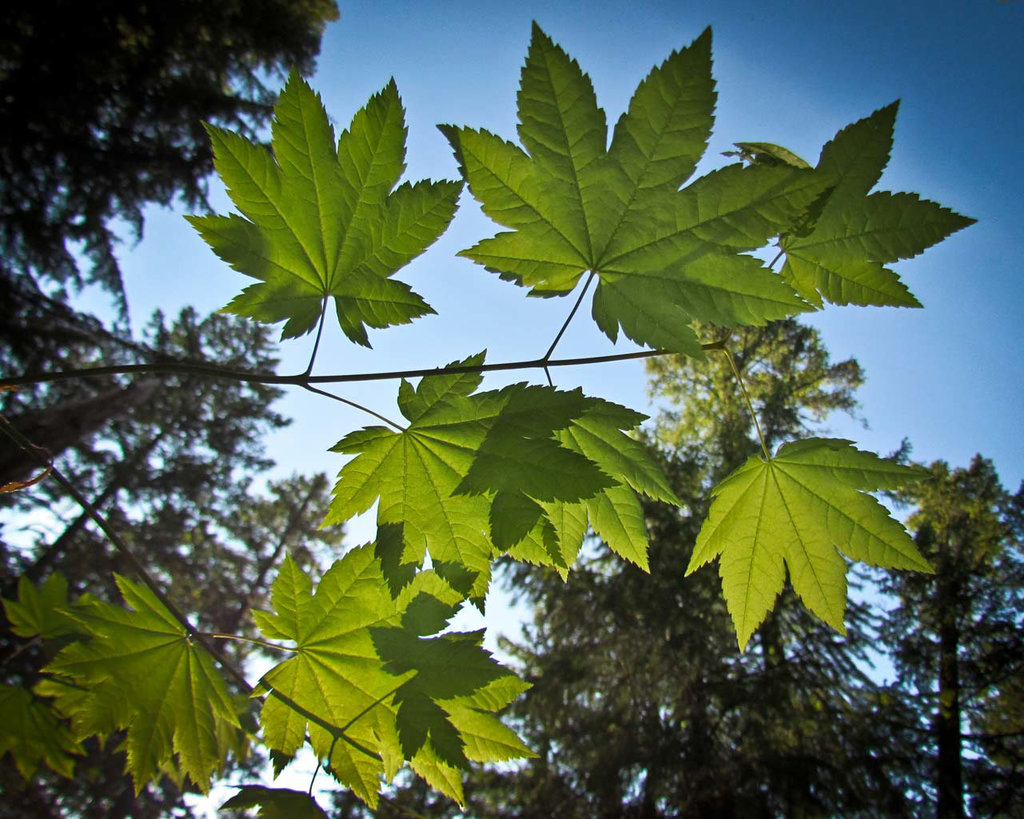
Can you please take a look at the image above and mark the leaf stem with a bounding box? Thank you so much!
[720,347,771,460]
[202,633,297,653]
[304,299,329,377]
[257,683,380,760]
[542,271,596,363]
[338,681,404,736]
[301,384,406,432]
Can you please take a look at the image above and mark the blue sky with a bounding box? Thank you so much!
[115,0,1023,506]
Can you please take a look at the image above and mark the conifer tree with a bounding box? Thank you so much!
[879,457,1024,818]
[0,0,338,305]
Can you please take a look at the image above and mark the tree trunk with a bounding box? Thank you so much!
[0,378,158,485]
[935,536,965,819]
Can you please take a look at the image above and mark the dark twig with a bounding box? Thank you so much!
[1,341,727,393]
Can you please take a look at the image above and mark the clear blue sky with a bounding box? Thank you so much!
[113,0,1023,516]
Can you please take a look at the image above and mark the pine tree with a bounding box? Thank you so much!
[879,456,1024,818]
[1,0,338,305]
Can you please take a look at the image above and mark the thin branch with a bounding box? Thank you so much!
[543,271,596,362]
[1,340,728,393]
[1,634,42,669]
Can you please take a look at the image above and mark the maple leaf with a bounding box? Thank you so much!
[322,354,496,599]
[0,684,82,779]
[780,103,975,307]
[441,24,820,355]
[507,400,681,573]
[686,438,932,650]
[2,572,83,641]
[39,576,243,792]
[253,549,527,808]
[188,70,461,343]
[325,354,677,588]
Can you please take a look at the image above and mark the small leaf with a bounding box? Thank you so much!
[189,72,460,343]
[0,684,82,779]
[781,104,974,307]
[2,573,81,640]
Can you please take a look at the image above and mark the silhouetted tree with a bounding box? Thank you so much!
[1,0,338,307]
[880,456,1024,818]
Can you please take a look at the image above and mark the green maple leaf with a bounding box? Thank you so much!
[188,70,461,343]
[780,103,975,307]
[686,438,933,650]
[2,573,82,640]
[370,628,509,768]
[0,684,83,779]
[322,354,495,598]
[326,354,677,586]
[40,576,243,792]
[441,24,820,355]
[324,353,609,575]
[253,549,528,808]
[509,400,680,573]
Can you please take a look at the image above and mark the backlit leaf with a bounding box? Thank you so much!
[253,549,528,808]
[326,354,676,580]
[444,25,818,354]
[781,104,974,306]
[0,684,82,779]
[41,576,242,792]
[188,71,460,343]
[687,438,931,650]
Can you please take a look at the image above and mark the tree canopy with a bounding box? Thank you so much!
[880,457,1024,817]
[0,0,338,305]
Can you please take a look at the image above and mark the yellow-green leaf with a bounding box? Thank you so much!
[687,438,931,650]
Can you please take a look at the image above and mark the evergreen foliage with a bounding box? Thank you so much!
[0,0,339,304]
[880,457,1024,817]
